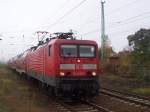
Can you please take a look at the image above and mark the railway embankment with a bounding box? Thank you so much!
[100,73,150,98]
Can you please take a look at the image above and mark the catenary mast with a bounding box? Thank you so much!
[101,0,105,65]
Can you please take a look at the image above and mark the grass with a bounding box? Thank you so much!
[0,65,52,112]
[131,88,150,96]
[0,103,13,112]
[17,86,30,91]
[0,89,4,96]
[101,73,150,97]
[0,78,13,96]
[106,74,120,81]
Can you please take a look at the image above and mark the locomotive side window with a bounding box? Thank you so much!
[60,45,77,57]
[79,45,96,57]
[48,45,51,56]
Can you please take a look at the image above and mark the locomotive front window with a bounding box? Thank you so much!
[79,45,95,57]
[61,45,77,57]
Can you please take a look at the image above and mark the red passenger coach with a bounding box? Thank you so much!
[9,32,101,98]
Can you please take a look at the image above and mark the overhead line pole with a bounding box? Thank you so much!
[101,0,105,65]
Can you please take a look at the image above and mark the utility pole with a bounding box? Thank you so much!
[101,0,105,65]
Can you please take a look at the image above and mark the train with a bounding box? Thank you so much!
[8,32,101,99]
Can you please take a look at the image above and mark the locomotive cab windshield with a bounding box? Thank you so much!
[60,45,77,57]
[60,44,96,58]
[79,45,96,58]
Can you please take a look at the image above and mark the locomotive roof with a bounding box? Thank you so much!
[48,39,97,45]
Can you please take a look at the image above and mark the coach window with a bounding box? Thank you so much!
[48,45,51,56]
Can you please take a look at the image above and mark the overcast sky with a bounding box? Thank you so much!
[0,0,150,62]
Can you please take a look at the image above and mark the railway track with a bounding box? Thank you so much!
[42,86,149,112]
[100,88,150,108]
[54,99,114,112]
[102,88,150,100]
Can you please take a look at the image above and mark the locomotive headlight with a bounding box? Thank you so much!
[60,72,65,76]
[92,72,96,76]
[60,64,75,70]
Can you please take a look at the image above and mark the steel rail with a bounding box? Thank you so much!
[55,99,114,112]
[102,87,150,101]
[82,100,114,112]
[100,88,150,107]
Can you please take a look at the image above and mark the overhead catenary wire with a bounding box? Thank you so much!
[44,0,88,30]
[38,0,148,33]
[81,25,148,38]
[81,10,150,36]
[108,26,146,36]
[81,17,150,36]
[75,10,150,34]
[0,0,71,35]
[1,0,88,44]
[110,11,150,24]
[40,0,71,27]
[77,12,147,31]
[81,28,101,36]
[106,0,140,16]
[77,0,148,33]
[108,15,150,30]
[2,0,144,35]
[1,0,149,40]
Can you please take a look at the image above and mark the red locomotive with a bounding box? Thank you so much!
[8,32,101,98]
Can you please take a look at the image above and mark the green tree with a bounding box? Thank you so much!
[127,28,150,65]
[127,28,150,81]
